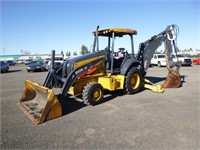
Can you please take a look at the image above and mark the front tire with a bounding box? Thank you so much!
[6,67,9,72]
[124,67,143,94]
[82,82,104,105]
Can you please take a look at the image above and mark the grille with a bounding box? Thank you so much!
[184,59,191,62]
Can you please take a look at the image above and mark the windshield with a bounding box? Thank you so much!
[0,61,6,66]
[95,35,132,53]
[177,54,185,58]
[31,61,43,64]
[158,55,165,58]
[55,57,63,61]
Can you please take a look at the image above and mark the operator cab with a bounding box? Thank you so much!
[92,27,137,74]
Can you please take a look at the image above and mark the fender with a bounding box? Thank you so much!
[120,56,141,75]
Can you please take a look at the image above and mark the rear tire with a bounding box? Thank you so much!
[124,67,143,94]
[41,67,45,71]
[82,82,104,105]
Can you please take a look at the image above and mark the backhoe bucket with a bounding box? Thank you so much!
[162,71,181,88]
[18,80,62,125]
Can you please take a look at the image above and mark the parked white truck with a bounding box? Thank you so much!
[151,54,166,67]
[172,53,192,66]
[48,56,64,70]
[151,53,192,67]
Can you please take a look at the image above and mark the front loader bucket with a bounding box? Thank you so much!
[18,80,62,125]
[162,71,181,88]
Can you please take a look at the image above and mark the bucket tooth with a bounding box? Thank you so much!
[162,71,181,88]
[18,80,62,125]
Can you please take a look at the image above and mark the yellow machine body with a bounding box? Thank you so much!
[98,75,125,91]
[68,74,125,96]
[18,80,62,125]
[67,54,126,96]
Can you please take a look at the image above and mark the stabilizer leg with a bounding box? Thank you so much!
[144,79,165,93]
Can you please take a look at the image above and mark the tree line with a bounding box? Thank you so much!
[21,46,200,56]
[66,45,89,56]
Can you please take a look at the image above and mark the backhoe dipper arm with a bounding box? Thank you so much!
[137,24,180,74]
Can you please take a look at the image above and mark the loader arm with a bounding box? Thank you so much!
[59,57,105,96]
[43,51,105,97]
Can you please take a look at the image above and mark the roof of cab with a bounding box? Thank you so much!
[93,28,137,37]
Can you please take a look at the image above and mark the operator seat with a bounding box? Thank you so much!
[106,47,128,73]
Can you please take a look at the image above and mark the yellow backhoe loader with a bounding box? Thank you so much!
[18,25,181,124]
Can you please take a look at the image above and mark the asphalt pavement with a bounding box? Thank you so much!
[1,64,200,149]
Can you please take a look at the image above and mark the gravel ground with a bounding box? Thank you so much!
[1,64,200,150]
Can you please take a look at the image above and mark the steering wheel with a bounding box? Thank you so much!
[124,50,129,57]
[105,46,113,51]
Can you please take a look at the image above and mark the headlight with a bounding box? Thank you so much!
[26,67,30,69]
